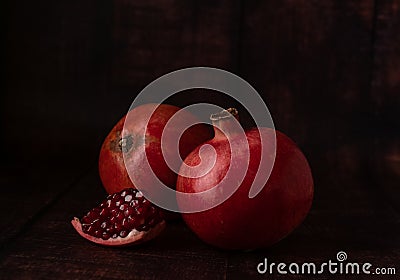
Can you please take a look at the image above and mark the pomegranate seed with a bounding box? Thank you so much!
[94,230,102,238]
[100,199,110,208]
[115,200,122,207]
[99,208,109,217]
[116,212,124,222]
[135,192,143,198]
[124,207,134,217]
[129,200,138,207]
[114,222,123,231]
[81,215,91,224]
[102,232,111,240]
[126,216,136,228]
[110,209,118,217]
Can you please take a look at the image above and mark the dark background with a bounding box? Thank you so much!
[1,0,399,279]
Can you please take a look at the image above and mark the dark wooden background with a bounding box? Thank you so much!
[1,0,399,279]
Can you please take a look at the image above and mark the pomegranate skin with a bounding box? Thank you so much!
[99,104,212,195]
[177,127,313,250]
[72,218,165,246]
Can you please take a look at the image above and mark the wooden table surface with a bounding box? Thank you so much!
[1,151,399,280]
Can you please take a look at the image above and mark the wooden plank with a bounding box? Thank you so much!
[238,0,375,153]
[111,0,241,92]
[0,165,91,248]
[370,0,400,114]
[370,0,400,213]
[3,0,113,169]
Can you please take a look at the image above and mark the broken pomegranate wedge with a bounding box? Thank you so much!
[71,188,166,246]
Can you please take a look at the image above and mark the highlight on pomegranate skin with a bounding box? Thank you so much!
[71,188,166,246]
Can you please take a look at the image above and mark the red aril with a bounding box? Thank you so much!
[176,108,313,250]
[99,103,212,195]
[71,188,165,246]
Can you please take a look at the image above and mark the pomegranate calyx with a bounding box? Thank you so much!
[210,108,242,139]
[118,135,134,153]
[210,108,238,121]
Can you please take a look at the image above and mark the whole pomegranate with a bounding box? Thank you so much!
[176,108,313,250]
[99,103,212,195]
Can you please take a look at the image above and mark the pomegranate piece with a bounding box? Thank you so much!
[71,188,165,246]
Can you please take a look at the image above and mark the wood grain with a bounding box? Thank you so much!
[111,0,241,92]
[239,0,375,148]
[370,0,400,212]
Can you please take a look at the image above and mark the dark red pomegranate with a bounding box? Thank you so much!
[176,108,314,250]
[99,103,212,195]
[71,188,165,246]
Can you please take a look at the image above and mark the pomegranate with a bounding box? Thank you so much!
[176,108,313,250]
[71,188,165,246]
[99,103,212,195]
